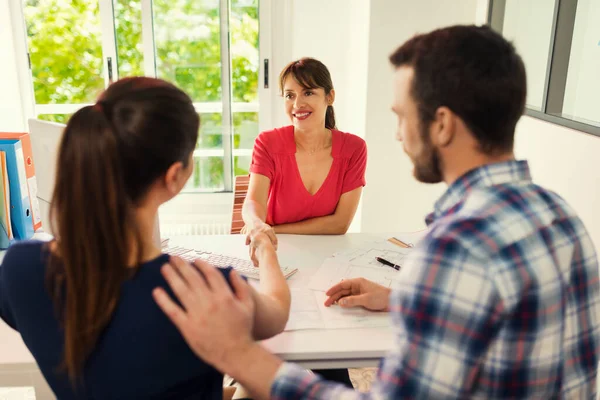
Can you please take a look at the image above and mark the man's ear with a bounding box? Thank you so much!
[164,161,185,195]
[430,106,455,148]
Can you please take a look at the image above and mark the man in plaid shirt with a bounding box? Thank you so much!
[154,25,600,399]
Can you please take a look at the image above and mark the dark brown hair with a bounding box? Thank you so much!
[389,25,526,155]
[279,57,336,130]
[47,77,199,384]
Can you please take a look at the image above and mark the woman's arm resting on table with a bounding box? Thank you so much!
[274,187,362,235]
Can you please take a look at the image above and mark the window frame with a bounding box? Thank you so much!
[12,0,275,194]
[488,0,600,137]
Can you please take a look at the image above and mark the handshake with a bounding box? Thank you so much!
[241,222,278,267]
[240,222,392,312]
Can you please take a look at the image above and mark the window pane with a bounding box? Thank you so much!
[234,155,251,176]
[500,0,556,111]
[233,112,258,150]
[37,114,70,124]
[198,113,223,149]
[183,156,224,192]
[24,0,105,104]
[152,0,225,191]
[152,0,222,102]
[151,0,260,191]
[560,0,600,127]
[230,0,259,103]
[113,0,144,77]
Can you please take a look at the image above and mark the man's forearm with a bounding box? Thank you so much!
[224,343,283,400]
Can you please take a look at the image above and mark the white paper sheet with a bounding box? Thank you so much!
[27,177,42,225]
[307,241,412,292]
[314,291,391,329]
[284,288,392,331]
[284,288,323,331]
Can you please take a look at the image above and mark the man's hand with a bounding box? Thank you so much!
[324,278,392,311]
[246,223,277,266]
[152,257,255,371]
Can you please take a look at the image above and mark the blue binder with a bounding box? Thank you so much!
[0,139,34,240]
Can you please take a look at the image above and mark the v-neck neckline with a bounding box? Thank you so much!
[290,128,337,197]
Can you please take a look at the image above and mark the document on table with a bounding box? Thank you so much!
[307,240,413,292]
[284,288,323,331]
[313,291,391,329]
[284,288,392,331]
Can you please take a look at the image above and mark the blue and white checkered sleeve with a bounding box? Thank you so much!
[271,363,366,399]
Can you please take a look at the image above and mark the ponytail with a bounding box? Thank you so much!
[325,105,336,130]
[47,103,141,385]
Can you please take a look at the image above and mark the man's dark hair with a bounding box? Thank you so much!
[389,25,526,155]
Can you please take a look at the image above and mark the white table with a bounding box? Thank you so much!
[0,232,421,392]
[169,233,422,369]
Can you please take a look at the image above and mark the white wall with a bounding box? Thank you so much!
[276,0,371,232]
[269,0,371,139]
[515,116,600,253]
[289,0,370,141]
[0,0,26,131]
[360,0,478,233]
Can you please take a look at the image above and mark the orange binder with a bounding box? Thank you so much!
[0,132,42,231]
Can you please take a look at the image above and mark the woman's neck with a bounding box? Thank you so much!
[294,126,331,153]
[129,205,162,266]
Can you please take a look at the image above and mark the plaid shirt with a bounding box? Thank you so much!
[271,160,600,399]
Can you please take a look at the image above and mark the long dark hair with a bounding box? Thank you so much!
[279,57,336,130]
[47,77,199,384]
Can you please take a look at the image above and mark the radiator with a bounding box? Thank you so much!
[159,218,230,237]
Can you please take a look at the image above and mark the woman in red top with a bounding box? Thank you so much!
[243,57,367,245]
[242,58,367,388]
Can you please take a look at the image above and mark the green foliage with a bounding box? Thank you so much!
[25,0,259,190]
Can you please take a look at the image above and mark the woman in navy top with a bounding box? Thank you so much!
[0,77,290,399]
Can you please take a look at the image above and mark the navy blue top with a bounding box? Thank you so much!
[0,241,233,399]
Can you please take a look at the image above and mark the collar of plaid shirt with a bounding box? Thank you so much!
[425,159,531,226]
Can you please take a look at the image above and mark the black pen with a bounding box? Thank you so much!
[376,257,401,271]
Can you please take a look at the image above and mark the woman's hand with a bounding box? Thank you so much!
[245,222,277,247]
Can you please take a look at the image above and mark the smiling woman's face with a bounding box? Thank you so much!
[283,76,331,131]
